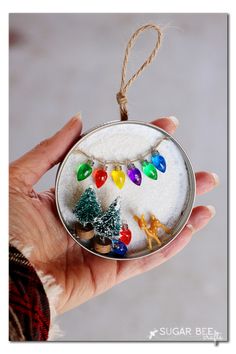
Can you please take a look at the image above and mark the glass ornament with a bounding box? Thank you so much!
[119,222,132,245]
[112,239,127,256]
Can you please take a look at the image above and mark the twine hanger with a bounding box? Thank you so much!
[116,24,163,121]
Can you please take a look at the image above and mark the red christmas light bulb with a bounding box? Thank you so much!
[93,168,108,188]
[119,223,132,245]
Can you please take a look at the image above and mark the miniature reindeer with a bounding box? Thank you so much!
[134,214,171,250]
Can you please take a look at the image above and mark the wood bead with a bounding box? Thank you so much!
[75,223,94,240]
[93,235,112,254]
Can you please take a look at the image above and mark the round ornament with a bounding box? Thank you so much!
[56,120,195,259]
[55,24,196,260]
[119,222,132,245]
[112,239,128,257]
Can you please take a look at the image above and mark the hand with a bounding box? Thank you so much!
[9,114,219,314]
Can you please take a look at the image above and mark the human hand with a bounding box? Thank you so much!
[9,114,218,314]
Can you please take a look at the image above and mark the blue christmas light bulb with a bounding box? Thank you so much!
[151,151,166,173]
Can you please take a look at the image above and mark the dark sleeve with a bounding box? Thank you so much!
[9,245,50,341]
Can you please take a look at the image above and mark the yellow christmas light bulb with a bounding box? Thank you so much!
[111,166,126,189]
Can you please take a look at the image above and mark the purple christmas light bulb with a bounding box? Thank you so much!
[127,163,142,186]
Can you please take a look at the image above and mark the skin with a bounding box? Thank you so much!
[9,115,218,314]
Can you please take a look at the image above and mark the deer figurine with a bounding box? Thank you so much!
[134,214,171,250]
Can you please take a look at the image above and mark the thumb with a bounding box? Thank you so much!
[10,114,82,190]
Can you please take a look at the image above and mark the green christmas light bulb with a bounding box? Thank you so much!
[76,160,93,181]
[141,160,158,180]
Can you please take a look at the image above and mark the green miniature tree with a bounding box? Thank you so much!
[73,186,102,228]
[93,197,121,240]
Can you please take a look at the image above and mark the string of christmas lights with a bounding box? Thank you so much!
[73,136,168,189]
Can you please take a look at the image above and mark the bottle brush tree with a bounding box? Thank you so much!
[73,186,102,229]
[93,197,121,242]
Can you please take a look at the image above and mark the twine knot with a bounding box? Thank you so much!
[116,91,128,106]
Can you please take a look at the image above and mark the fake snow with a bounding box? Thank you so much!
[56,122,193,258]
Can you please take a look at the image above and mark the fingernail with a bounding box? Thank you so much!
[211,172,220,186]
[186,224,195,233]
[73,112,82,120]
[169,116,179,127]
[68,113,82,126]
[206,205,216,218]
